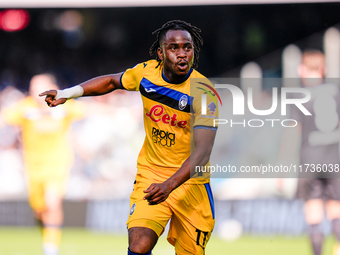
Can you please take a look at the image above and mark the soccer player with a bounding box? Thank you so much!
[1,74,85,255]
[292,50,340,255]
[40,20,218,255]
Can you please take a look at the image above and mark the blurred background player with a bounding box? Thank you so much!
[292,50,340,255]
[1,74,85,255]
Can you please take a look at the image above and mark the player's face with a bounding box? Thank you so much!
[158,30,194,83]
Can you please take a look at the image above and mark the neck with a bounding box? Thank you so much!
[162,68,193,85]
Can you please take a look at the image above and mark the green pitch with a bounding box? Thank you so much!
[0,227,337,255]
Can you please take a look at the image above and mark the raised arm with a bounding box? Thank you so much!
[39,73,123,107]
[143,128,217,205]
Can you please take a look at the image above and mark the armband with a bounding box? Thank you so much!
[55,85,84,100]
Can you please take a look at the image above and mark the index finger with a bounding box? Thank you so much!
[39,91,49,97]
[39,90,56,97]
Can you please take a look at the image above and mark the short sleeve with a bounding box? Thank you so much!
[120,62,147,91]
[192,81,219,130]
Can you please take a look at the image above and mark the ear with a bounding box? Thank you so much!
[157,47,164,61]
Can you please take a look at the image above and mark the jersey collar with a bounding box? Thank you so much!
[161,68,193,84]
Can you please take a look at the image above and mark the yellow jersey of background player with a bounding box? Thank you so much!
[2,74,85,255]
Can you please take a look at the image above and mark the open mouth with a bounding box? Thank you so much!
[177,61,188,71]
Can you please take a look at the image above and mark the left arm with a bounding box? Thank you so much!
[143,128,216,205]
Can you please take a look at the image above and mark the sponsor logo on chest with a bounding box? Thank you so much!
[152,127,175,147]
[145,105,188,128]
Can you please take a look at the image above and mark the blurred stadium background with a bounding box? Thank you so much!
[1,1,340,254]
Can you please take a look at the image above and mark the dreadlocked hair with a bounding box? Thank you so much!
[149,20,203,69]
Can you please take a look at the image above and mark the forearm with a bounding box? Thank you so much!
[80,73,123,96]
[55,73,122,100]
[40,73,123,107]
[164,148,210,192]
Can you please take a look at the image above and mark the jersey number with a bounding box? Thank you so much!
[196,229,209,247]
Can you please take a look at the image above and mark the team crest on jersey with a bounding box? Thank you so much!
[179,95,188,110]
[130,203,136,215]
